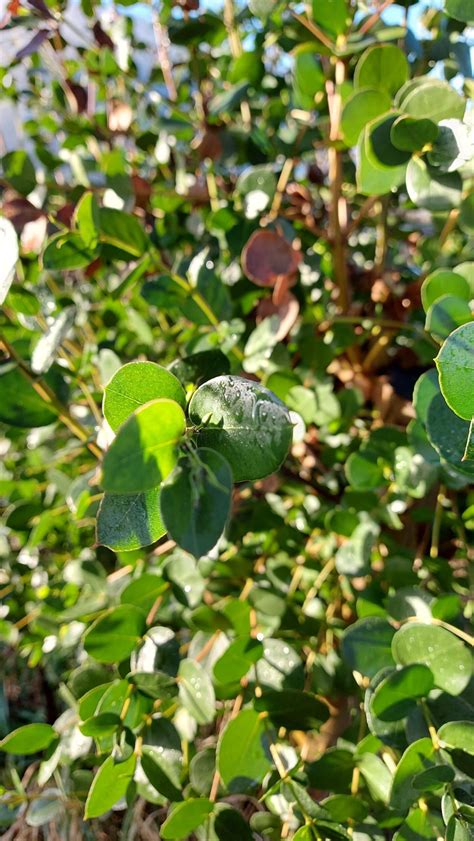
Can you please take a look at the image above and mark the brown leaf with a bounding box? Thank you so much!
[241,230,301,293]
[2,196,44,231]
[92,21,113,49]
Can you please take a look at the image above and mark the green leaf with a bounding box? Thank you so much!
[413,764,454,790]
[103,361,186,432]
[346,451,384,490]
[438,721,474,756]
[436,323,474,421]
[392,623,472,695]
[366,113,411,169]
[84,605,146,663]
[446,816,473,841]
[99,207,148,257]
[160,447,232,557]
[31,306,76,375]
[293,47,325,100]
[445,0,474,23]
[74,191,100,249]
[421,270,470,313]
[406,157,462,211]
[128,671,178,701]
[97,488,167,551]
[357,127,407,195]
[356,753,392,804]
[390,738,437,811]
[235,165,276,199]
[459,193,474,235]
[0,217,19,305]
[161,799,214,840]
[26,789,64,827]
[141,744,182,802]
[188,376,293,482]
[0,362,68,428]
[178,660,215,724]
[425,295,472,343]
[0,723,57,755]
[354,45,408,96]
[312,0,350,36]
[168,350,230,388]
[335,520,379,576]
[371,664,434,721]
[42,232,98,270]
[213,637,263,684]
[120,573,167,612]
[217,708,272,792]
[342,617,396,678]
[254,690,329,731]
[426,394,474,475]
[102,398,186,494]
[84,753,136,819]
[79,712,121,738]
[341,89,391,146]
[393,806,444,840]
[390,115,438,152]
[2,150,36,195]
[401,81,466,122]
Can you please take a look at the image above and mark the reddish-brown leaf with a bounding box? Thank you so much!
[241,230,301,294]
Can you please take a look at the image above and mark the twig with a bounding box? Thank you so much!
[291,11,335,51]
[359,0,395,35]
[326,59,350,313]
[263,158,294,225]
[153,14,177,101]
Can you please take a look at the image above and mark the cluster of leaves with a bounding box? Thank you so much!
[0,0,473,839]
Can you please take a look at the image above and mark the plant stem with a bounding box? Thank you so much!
[326,59,350,313]
[0,335,101,459]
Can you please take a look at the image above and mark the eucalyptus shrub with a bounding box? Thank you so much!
[0,0,473,839]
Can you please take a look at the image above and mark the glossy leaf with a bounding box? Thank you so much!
[341,89,391,146]
[160,447,232,557]
[0,723,57,755]
[438,721,474,756]
[354,45,408,96]
[84,753,136,819]
[392,623,472,695]
[421,270,470,313]
[178,660,215,724]
[161,799,214,840]
[406,157,462,210]
[342,617,396,678]
[436,323,474,421]
[217,709,272,792]
[371,664,434,721]
[213,637,263,684]
[84,605,145,663]
[102,398,186,494]
[103,361,186,432]
[189,376,293,482]
[97,488,166,551]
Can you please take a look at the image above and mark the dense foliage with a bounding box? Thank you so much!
[0,0,473,838]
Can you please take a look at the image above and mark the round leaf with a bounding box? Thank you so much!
[341,89,391,147]
[425,294,472,343]
[436,322,474,421]
[103,361,186,432]
[213,637,263,685]
[371,664,434,721]
[102,398,186,494]
[84,605,146,663]
[188,375,293,482]
[390,115,438,152]
[160,447,232,557]
[342,617,396,678]
[438,721,474,756]
[392,623,472,695]
[354,45,408,96]
[97,488,166,551]
[406,157,462,211]
[426,393,474,475]
[421,270,470,313]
